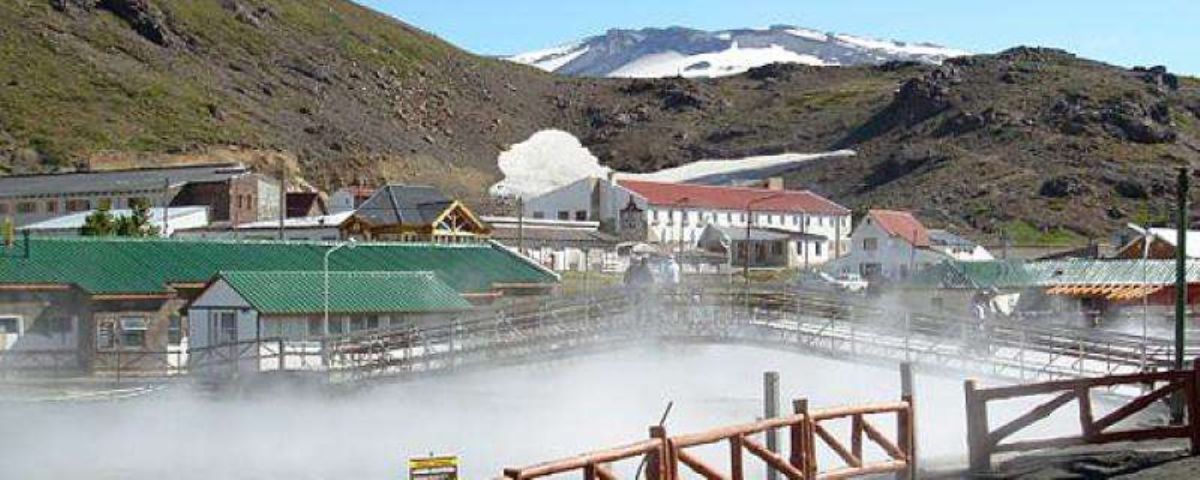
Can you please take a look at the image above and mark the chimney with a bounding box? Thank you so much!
[766,177,785,191]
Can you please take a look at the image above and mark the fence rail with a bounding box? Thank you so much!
[963,358,1200,474]
[4,286,1200,386]
[502,364,916,480]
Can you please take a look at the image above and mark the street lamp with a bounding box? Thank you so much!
[744,193,787,288]
[324,239,357,334]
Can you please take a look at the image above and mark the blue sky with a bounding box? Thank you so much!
[360,0,1198,75]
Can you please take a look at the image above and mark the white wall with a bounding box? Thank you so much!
[827,219,947,280]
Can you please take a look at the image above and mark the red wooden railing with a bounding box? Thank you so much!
[964,358,1200,474]
[503,365,916,480]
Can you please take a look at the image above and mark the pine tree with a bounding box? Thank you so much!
[80,204,115,236]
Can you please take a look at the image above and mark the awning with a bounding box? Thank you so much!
[1045,284,1166,301]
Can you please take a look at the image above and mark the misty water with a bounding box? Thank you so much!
[1,343,1103,479]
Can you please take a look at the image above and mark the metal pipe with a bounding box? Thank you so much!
[1174,167,1188,424]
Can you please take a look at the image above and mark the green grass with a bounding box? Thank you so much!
[1002,220,1086,246]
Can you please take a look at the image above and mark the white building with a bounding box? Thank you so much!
[827,209,949,281]
[483,216,619,272]
[928,229,994,262]
[328,186,375,214]
[17,206,210,238]
[523,177,851,265]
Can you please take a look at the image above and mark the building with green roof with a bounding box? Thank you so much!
[0,236,556,375]
[188,271,472,352]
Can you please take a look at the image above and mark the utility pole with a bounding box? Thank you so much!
[517,197,525,256]
[764,371,780,480]
[278,164,287,241]
[162,177,171,236]
[1173,167,1188,424]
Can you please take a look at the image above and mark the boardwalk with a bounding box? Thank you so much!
[169,286,1200,386]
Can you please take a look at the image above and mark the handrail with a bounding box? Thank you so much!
[964,358,1200,474]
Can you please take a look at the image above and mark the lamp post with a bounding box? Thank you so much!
[323,239,357,334]
[673,196,692,262]
[744,193,787,288]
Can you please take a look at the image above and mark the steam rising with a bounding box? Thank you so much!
[0,342,1100,479]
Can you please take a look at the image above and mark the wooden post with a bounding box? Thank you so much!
[764,371,781,480]
[649,425,667,480]
[964,379,990,474]
[1077,386,1095,440]
[278,339,286,371]
[1189,357,1200,455]
[791,399,809,474]
[730,435,745,480]
[898,363,917,480]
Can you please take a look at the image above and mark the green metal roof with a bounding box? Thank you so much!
[0,237,557,295]
[218,271,471,315]
[911,259,1200,290]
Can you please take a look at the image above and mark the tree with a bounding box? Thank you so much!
[116,199,160,237]
[80,204,115,236]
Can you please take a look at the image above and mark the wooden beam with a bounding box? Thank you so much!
[987,390,1076,448]
[860,417,906,461]
[814,423,861,468]
[741,436,807,480]
[676,449,728,480]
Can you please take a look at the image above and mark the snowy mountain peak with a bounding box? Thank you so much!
[508,25,969,78]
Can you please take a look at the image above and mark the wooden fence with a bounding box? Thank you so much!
[964,358,1200,474]
[502,364,916,480]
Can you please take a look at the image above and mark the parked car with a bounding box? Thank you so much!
[793,270,869,294]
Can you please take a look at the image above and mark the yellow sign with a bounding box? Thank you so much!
[409,455,458,480]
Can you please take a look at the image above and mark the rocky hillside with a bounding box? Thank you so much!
[2,1,1199,240]
[553,51,1200,241]
[0,0,580,199]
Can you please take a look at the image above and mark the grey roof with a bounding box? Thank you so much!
[928,229,977,248]
[0,163,251,199]
[491,226,619,246]
[355,185,453,227]
[704,225,791,242]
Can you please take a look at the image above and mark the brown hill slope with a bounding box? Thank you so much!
[2,1,1199,239]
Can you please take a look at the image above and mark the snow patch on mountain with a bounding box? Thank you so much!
[507,25,969,78]
[609,42,829,78]
[490,129,855,198]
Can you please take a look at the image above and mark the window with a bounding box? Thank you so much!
[119,316,148,348]
[575,210,587,221]
[66,199,91,212]
[726,212,733,223]
[211,311,237,344]
[0,316,21,335]
[98,198,112,210]
[44,201,58,214]
[328,317,345,335]
[167,315,183,346]
[532,211,545,219]
[863,238,878,251]
[0,203,8,215]
[557,211,570,221]
[366,315,380,330]
[308,317,324,337]
[96,320,115,349]
[16,202,36,214]
[815,243,823,256]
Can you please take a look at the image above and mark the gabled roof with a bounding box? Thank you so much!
[1143,228,1200,258]
[285,192,326,218]
[216,271,470,315]
[0,237,557,295]
[0,163,251,199]
[617,180,850,215]
[868,210,930,247]
[355,185,454,227]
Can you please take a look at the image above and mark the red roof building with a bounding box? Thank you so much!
[867,209,930,247]
[617,180,850,215]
